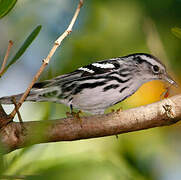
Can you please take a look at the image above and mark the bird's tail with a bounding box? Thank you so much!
[0,87,61,105]
[0,77,65,105]
[0,88,46,104]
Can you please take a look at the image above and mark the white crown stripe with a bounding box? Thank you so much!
[139,55,160,66]
[92,63,115,69]
[78,67,94,73]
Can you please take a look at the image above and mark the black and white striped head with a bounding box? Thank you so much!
[121,53,176,85]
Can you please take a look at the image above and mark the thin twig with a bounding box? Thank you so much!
[0,40,13,76]
[11,96,23,124]
[10,0,83,119]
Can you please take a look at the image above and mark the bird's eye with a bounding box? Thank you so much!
[152,65,160,73]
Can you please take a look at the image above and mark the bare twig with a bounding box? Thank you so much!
[10,0,83,119]
[0,40,13,76]
[0,94,181,153]
[11,97,23,124]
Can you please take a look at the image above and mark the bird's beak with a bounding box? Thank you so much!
[163,73,177,87]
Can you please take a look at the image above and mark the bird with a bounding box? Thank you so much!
[0,53,176,114]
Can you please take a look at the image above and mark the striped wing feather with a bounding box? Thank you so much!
[32,59,121,89]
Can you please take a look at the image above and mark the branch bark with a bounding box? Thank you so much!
[0,94,181,153]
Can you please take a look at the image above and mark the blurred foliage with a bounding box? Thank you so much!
[171,27,181,39]
[0,0,181,180]
[0,0,17,19]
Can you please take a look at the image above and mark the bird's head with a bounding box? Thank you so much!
[124,53,177,86]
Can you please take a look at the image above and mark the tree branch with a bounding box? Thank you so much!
[0,94,181,153]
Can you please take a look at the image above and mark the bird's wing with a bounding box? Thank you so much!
[32,58,121,89]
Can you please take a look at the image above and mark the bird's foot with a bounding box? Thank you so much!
[66,112,73,118]
[111,107,122,113]
[66,110,83,128]
[116,107,122,113]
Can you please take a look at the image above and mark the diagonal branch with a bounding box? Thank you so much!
[9,0,83,119]
[0,94,181,153]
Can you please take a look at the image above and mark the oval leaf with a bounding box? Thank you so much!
[3,25,42,74]
[0,0,17,19]
[171,27,181,39]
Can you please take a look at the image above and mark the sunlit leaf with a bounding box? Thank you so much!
[0,0,17,18]
[2,25,42,75]
[171,27,181,39]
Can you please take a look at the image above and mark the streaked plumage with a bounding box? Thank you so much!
[0,53,176,114]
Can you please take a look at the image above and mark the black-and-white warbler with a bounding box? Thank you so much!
[0,53,176,114]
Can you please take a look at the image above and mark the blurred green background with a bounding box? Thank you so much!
[0,0,181,179]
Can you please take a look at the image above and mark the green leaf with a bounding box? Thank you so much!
[0,0,17,18]
[171,27,181,39]
[3,25,42,75]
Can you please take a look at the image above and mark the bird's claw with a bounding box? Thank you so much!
[66,110,83,127]
[111,107,122,113]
